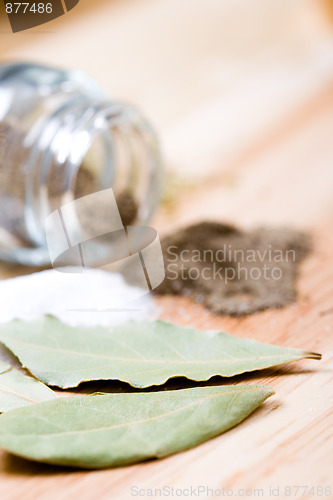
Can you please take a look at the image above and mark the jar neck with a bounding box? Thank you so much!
[24,98,162,256]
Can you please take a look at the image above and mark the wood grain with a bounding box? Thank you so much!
[0,1,332,499]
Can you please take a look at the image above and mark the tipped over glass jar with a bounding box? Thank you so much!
[0,62,162,266]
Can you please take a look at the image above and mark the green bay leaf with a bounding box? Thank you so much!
[0,385,273,468]
[0,360,56,412]
[0,316,321,389]
[0,360,10,375]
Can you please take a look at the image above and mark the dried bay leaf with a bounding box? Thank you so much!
[0,385,274,468]
[0,360,56,413]
[0,361,10,375]
[0,316,321,389]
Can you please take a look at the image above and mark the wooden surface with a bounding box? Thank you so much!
[0,1,333,499]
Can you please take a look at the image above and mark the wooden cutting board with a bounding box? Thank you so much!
[0,1,332,499]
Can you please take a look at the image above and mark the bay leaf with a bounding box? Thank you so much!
[0,360,10,375]
[0,384,273,468]
[0,316,321,389]
[0,360,56,413]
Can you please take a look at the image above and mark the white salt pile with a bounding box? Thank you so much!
[0,268,157,327]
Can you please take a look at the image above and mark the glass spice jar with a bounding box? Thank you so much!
[0,62,162,266]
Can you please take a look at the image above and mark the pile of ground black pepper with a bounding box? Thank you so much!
[155,221,311,316]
